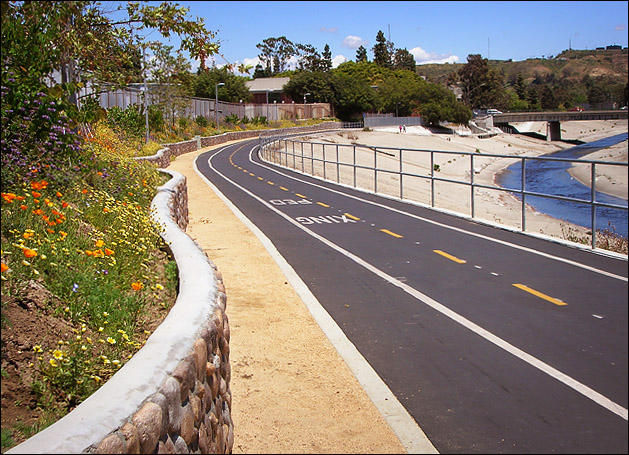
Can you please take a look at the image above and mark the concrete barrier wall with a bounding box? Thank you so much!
[7,170,233,454]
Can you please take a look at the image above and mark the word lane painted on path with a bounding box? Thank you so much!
[296,215,357,225]
[269,199,313,206]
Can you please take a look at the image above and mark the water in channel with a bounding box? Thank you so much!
[496,132,628,238]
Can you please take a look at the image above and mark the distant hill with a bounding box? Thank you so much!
[416,48,628,86]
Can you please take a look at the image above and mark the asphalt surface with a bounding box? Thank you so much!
[195,138,628,454]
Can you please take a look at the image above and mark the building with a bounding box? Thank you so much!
[245,77,292,104]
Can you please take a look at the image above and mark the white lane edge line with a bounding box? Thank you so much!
[205,144,628,422]
[194,148,439,454]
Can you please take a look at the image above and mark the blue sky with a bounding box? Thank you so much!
[130,1,628,73]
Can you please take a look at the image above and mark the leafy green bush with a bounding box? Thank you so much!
[195,115,208,128]
[148,105,164,132]
[105,105,145,139]
[224,114,239,124]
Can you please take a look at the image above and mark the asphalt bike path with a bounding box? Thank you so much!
[195,138,628,453]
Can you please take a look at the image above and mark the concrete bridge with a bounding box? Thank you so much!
[492,110,628,141]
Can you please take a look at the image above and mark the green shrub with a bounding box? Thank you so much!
[195,115,208,127]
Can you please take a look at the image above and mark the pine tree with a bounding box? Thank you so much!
[372,30,391,68]
[356,45,368,63]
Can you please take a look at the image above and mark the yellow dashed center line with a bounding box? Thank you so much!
[295,193,307,198]
[317,202,330,207]
[279,186,289,191]
[513,284,567,306]
[433,250,466,264]
[267,181,275,185]
[343,213,360,221]
[249,172,255,176]
[381,229,403,238]
[257,176,264,180]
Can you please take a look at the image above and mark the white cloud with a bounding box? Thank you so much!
[332,55,347,68]
[242,57,261,68]
[342,35,367,49]
[320,26,338,33]
[410,46,460,65]
[614,24,626,31]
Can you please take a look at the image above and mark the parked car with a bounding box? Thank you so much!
[568,106,584,112]
[486,108,502,115]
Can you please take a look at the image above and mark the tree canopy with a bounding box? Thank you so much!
[1,0,220,186]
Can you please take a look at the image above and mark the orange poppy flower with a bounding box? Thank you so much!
[1,263,9,273]
[131,282,143,291]
[23,249,37,258]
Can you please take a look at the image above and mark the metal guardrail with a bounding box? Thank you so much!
[258,135,628,249]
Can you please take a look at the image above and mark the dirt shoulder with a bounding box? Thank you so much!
[166,142,406,454]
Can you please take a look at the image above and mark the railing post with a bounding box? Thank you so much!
[353,144,357,188]
[521,158,526,232]
[590,163,596,249]
[336,144,340,183]
[470,154,475,219]
[374,147,378,194]
[399,149,403,200]
[431,151,435,208]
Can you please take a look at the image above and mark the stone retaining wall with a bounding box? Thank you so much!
[8,122,344,454]
[7,170,232,454]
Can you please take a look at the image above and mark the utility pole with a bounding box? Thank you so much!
[143,45,149,144]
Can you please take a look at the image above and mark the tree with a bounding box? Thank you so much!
[330,72,378,121]
[253,63,271,78]
[1,1,220,188]
[256,36,296,74]
[356,45,368,63]
[515,73,527,100]
[147,42,193,127]
[457,54,505,109]
[283,71,336,104]
[392,48,416,72]
[193,67,251,103]
[372,30,391,68]
[295,43,321,72]
[321,44,333,72]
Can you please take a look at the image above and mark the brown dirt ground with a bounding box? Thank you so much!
[0,248,177,451]
[167,141,407,454]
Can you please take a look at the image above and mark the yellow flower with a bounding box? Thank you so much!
[106,337,116,345]
[49,358,58,367]
[33,345,43,353]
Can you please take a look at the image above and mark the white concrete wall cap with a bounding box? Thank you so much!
[7,169,218,454]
